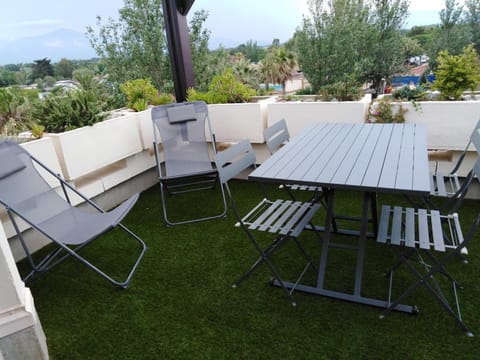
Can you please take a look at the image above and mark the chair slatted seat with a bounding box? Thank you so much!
[430,172,461,197]
[377,206,462,252]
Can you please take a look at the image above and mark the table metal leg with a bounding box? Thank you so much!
[272,190,416,313]
[353,192,371,296]
[316,188,335,289]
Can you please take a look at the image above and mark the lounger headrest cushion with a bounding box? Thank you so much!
[167,105,197,124]
[0,147,26,180]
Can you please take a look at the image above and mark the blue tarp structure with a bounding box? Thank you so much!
[392,75,436,87]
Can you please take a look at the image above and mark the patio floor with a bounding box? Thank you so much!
[21,180,480,359]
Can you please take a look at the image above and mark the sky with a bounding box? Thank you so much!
[0,0,468,47]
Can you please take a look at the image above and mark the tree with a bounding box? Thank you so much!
[428,0,468,69]
[296,0,371,91]
[232,40,265,63]
[0,69,17,87]
[272,47,297,95]
[189,9,212,92]
[31,58,54,80]
[231,55,260,89]
[465,0,480,54]
[405,25,437,50]
[433,44,480,99]
[55,58,74,79]
[259,50,276,91]
[439,0,464,51]
[366,0,410,94]
[86,0,169,90]
[296,0,408,93]
[401,37,423,59]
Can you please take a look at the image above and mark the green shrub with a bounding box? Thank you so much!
[31,90,109,133]
[433,45,480,100]
[186,69,255,104]
[120,78,159,111]
[0,87,39,135]
[30,123,44,139]
[318,78,363,101]
[186,88,207,103]
[367,96,407,123]
[151,93,176,105]
[295,87,315,95]
[392,85,426,101]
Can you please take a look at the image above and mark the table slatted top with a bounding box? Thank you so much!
[250,123,431,195]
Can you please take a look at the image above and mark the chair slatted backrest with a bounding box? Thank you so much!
[0,141,69,225]
[263,119,290,154]
[443,119,480,175]
[151,101,213,177]
[214,139,256,184]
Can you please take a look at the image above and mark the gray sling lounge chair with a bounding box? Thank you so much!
[151,101,227,226]
[0,140,147,288]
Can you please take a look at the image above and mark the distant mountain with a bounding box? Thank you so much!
[0,29,96,65]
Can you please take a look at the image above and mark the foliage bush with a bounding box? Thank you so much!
[295,87,315,95]
[30,89,110,133]
[318,79,363,101]
[120,78,159,111]
[151,93,176,105]
[391,85,426,101]
[186,68,255,104]
[0,87,40,136]
[367,96,407,123]
[433,45,480,100]
[27,72,119,133]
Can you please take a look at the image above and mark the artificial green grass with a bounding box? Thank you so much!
[23,181,480,359]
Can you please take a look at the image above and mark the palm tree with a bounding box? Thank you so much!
[272,47,297,95]
[259,52,276,92]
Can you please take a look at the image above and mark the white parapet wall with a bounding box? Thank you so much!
[400,100,480,150]
[208,97,277,143]
[267,94,372,137]
[0,222,48,360]
[395,100,480,177]
[47,111,157,201]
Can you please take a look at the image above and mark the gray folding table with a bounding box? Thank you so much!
[249,122,431,312]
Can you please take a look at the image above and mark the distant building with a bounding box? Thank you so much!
[391,63,435,88]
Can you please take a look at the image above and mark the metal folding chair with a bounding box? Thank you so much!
[0,140,147,288]
[428,119,480,204]
[151,101,227,226]
[264,119,322,195]
[377,206,479,336]
[264,119,340,233]
[376,156,480,335]
[214,139,322,306]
